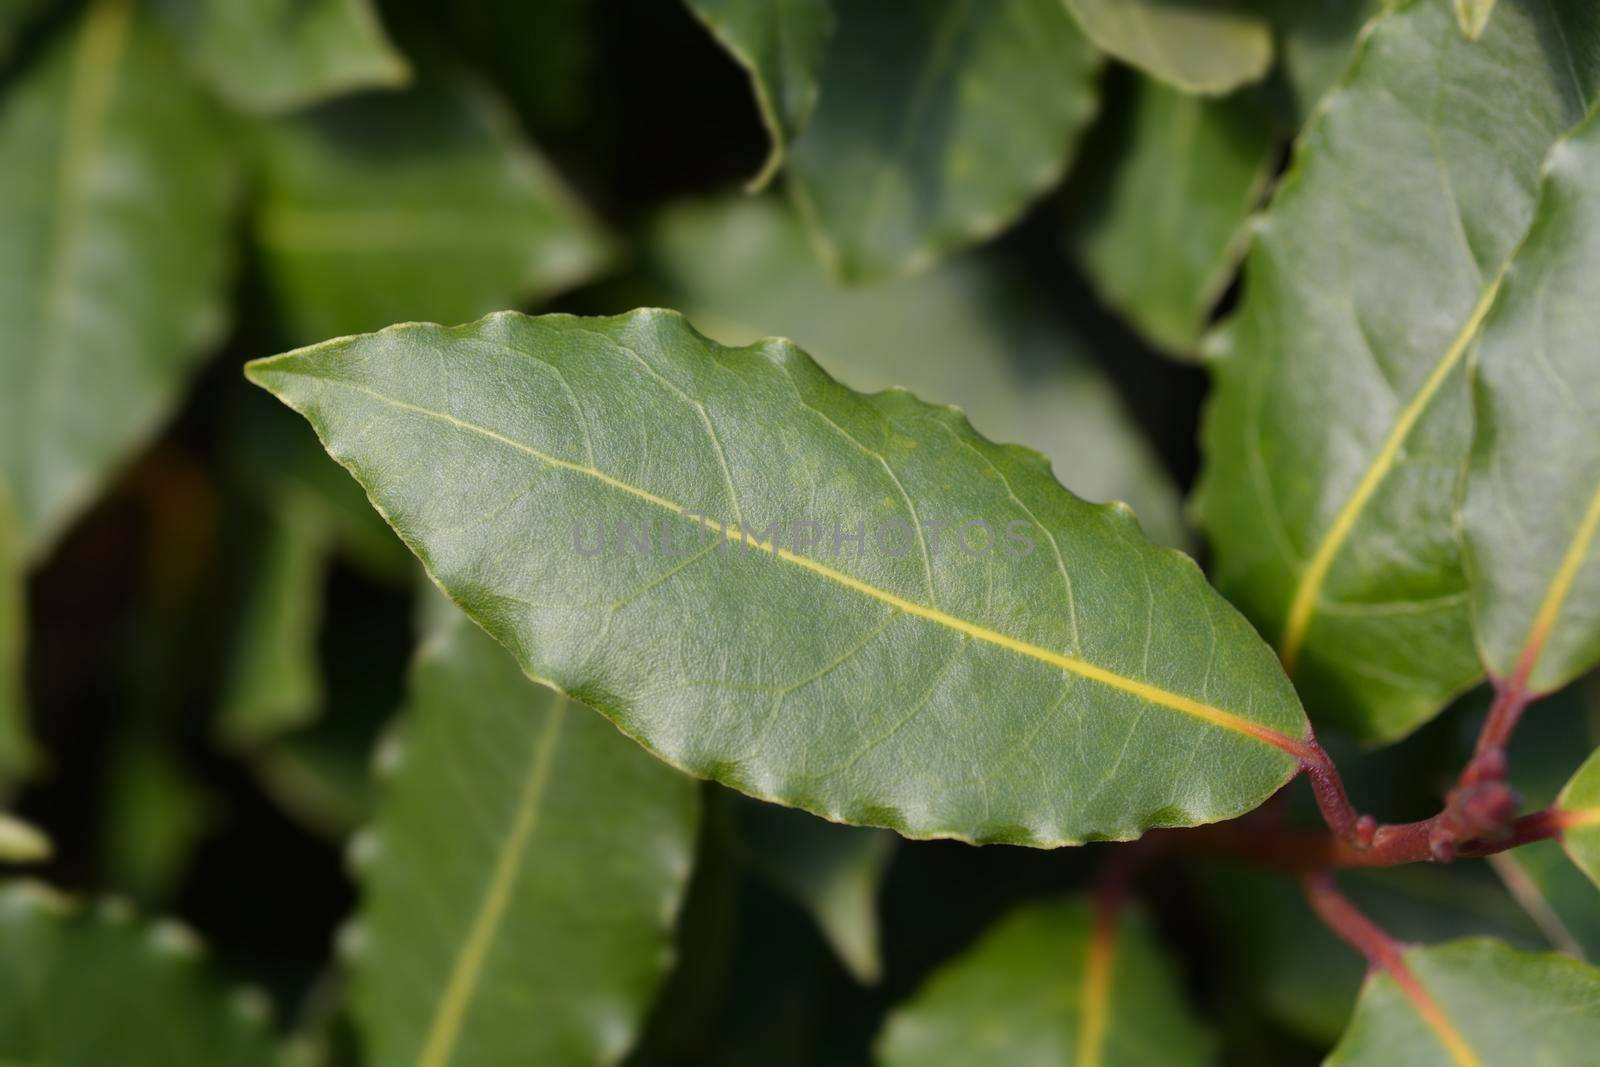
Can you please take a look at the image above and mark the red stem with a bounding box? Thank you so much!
[1184,807,1572,873]
[1302,871,1408,972]
[1301,872,1480,1064]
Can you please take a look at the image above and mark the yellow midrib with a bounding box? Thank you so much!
[414,702,567,1067]
[1511,478,1600,686]
[1279,275,1504,670]
[263,368,1309,758]
[1075,912,1117,1067]
[1409,984,1483,1067]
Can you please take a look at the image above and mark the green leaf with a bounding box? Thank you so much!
[643,196,1187,548]
[155,0,408,112]
[0,492,33,786]
[1247,0,1383,125]
[0,0,237,561]
[875,896,1215,1065]
[786,0,1099,281]
[97,738,213,904]
[0,812,50,863]
[1454,0,1496,39]
[682,0,833,190]
[348,612,699,1067]
[736,795,894,984]
[1326,939,1600,1066]
[1461,111,1600,698]
[0,883,276,1066]
[1557,746,1600,891]
[1195,0,1600,742]
[1204,860,1558,1044]
[252,73,613,344]
[228,392,410,583]
[1062,0,1272,95]
[247,307,1310,846]
[217,495,330,750]
[1069,74,1276,358]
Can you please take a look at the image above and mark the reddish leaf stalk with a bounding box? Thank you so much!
[1301,873,1478,1066]
[1188,807,1574,873]
[1284,677,1549,865]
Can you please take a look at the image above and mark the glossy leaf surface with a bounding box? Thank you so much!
[157,0,408,112]
[875,897,1214,1065]
[248,308,1310,846]
[682,0,832,189]
[787,0,1098,281]
[643,196,1186,547]
[1326,939,1600,1066]
[0,0,236,561]
[0,883,276,1066]
[1196,0,1600,741]
[252,74,612,344]
[1062,0,1272,95]
[1461,111,1600,697]
[350,612,698,1067]
[1070,74,1274,358]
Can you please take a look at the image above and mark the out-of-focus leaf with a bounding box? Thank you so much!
[736,795,894,984]
[682,0,832,190]
[876,896,1215,1065]
[1247,0,1382,125]
[1062,0,1272,95]
[1558,747,1600,891]
[0,493,31,785]
[217,495,329,751]
[1204,861,1552,1045]
[349,613,698,1066]
[0,0,46,62]
[0,883,276,1065]
[1070,74,1275,358]
[1326,939,1600,1066]
[0,0,236,561]
[1195,0,1600,743]
[253,727,372,841]
[0,812,50,863]
[247,309,1311,846]
[97,738,213,905]
[229,393,409,584]
[421,0,599,136]
[1461,112,1600,698]
[787,0,1098,281]
[155,0,408,113]
[252,73,612,344]
[644,197,1187,548]
[1455,0,1495,39]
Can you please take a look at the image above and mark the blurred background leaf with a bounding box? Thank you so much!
[0,882,277,1066]
[785,0,1099,281]
[250,70,613,343]
[154,0,409,114]
[349,607,699,1066]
